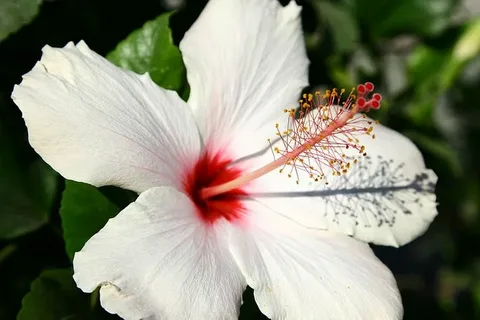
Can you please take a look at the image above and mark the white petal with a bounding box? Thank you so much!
[180,0,309,158]
[229,204,403,320]
[12,41,201,193]
[247,118,438,247]
[73,187,245,320]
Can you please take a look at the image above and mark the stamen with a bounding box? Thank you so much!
[272,84,381,184]
[201,83,383,199]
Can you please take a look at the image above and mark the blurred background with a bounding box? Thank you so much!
[1,0,479,319]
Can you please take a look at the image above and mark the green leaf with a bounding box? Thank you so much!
[327,55,355,89]
[107,12,186,93]
[17,268,91,320]
[60,181,120,261]
[0,243,17,265]
[405,45,450,126]
[0,94,59,240]
[99,186,138,210]
[0,0,42,42]
[0,128,58,239]
[314,1,359,54]
[442,18,480,89]
[404,20,480,126]
[408,45,449,86]
[351,0,456,37]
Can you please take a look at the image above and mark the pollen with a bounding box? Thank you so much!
[271,82,382,184]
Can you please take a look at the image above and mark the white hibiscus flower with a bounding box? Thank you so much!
[11,0,437,319]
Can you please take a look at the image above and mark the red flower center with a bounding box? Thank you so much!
[183,151,247,224]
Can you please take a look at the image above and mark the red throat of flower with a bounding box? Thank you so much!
[188,82,382,223]
[183,151,247,224]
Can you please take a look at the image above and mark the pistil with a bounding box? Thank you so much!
[201,83,382,200]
